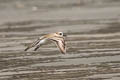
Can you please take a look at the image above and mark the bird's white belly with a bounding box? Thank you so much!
[39,39,47,44]
[37,39,52,46]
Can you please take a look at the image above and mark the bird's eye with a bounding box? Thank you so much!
[59,33,63,35]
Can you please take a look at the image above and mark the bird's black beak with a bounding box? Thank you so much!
[63,34,67,37]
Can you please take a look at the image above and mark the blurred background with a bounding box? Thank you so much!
[0,0,120,80]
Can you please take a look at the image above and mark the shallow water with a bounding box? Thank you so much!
[0,0,120,80]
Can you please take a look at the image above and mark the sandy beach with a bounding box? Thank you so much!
[0,0,120,80]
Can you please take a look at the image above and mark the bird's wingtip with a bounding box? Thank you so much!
[24,47,29,51]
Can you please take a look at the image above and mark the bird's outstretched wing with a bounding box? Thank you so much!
[24,38,40,51]
[51,37,66,54]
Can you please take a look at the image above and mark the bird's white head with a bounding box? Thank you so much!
[55,32,67,37]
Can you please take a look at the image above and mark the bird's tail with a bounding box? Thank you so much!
[24,38,40,51]
[34,44,41,51]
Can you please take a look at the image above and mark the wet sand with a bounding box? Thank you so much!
[0,0,120,80]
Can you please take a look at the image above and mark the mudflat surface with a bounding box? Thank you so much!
[0,0,120,80]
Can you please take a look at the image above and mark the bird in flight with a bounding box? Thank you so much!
[24,32,67,54]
